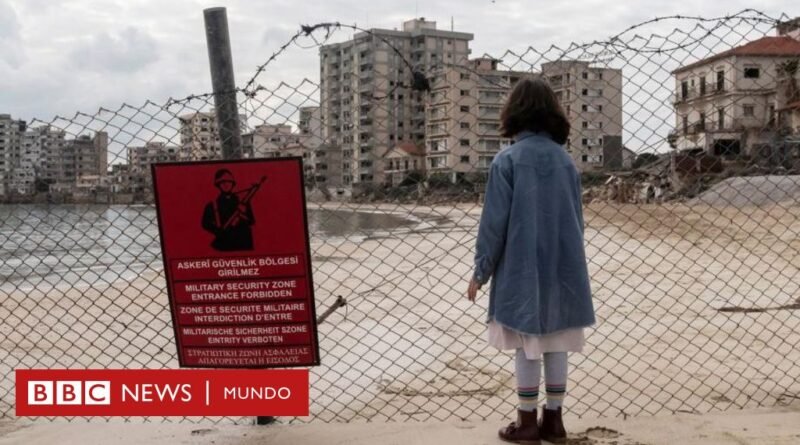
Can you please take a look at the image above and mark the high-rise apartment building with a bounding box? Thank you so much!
[0,114,25,196]
[34,126,68,187]
[319,18,473,188]
[128,141,179,193]
[542,61,624,171]
[179,110,248,160]
[425,57,526,182]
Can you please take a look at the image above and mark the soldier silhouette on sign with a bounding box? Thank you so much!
[201,169,265,252]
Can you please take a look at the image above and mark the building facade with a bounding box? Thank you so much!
[0,114,26,196]
[670,31,800,158]
[542,61,624,171]
[424,57,526,182]
[384,142,425,186]
[319,18,473,188]
[298,106,332,187]
[128,141,180,193]
[33,125,68,188]
[179,111,220,161]
[178,110,248,161]
[242,123,315,181]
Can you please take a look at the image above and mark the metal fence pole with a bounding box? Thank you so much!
[204,7,272,425]
[204,7,242,160]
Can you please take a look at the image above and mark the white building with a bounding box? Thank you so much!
[670,28,800,157]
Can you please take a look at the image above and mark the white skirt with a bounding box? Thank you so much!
[486,318,585,360]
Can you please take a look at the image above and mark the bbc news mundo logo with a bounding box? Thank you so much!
[27,381,111,405]
[16,369,309,416]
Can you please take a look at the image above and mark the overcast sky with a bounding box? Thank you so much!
[0,1,797,125]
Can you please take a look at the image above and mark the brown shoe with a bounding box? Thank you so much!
[538,406,567,444]
[498,409,541,444]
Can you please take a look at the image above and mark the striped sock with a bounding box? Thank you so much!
[518,386,539,412]
[544,351,568,410]
[515,349,542,412]
[545,383,566,409]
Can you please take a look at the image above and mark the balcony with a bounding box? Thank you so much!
[673,85,727,103]
[427,126,447,137]
[428,111,447,121]
[478,110,501,120]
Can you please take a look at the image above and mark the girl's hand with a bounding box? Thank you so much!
[467,277,482,302]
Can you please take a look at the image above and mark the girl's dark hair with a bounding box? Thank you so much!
[500,77,570,144]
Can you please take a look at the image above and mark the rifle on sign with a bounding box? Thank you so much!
[221,175,267,229]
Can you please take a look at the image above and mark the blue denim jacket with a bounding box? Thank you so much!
[473,130,596,335]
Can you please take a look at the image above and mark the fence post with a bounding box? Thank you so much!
[204,8,271,425]
[204,7,242,160]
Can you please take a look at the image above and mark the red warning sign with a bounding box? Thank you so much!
[151,158,319,368]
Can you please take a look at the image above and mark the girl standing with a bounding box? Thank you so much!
[467,77,596,444]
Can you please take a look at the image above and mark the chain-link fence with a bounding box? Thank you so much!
[1,9,799,424]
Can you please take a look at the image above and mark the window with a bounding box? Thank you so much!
[460,105,469,112]
[429,156,447,168]
[743,105,755,117]
[478,155,494,168]
[582,121,589,129]
[582,89,588,96]
[460,139,470,147]
[683,115,689,134]
[460,89,469,96]
[717,107,725,130]
[581,154,603,163]
[716,70,725,91]
[582,72,588,79]
[744,67,760,79]
[460,122,470,129]
[699,76,707,95]
[460,155,470,163]
[460,73,469,80]
[582,104,588,112]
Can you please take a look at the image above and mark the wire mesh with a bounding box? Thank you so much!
[1,10,799,424]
